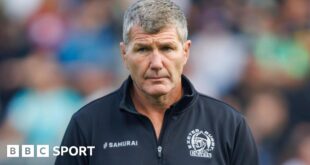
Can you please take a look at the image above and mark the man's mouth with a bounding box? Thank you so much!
[146,76,168,80]
[146,76,168,81]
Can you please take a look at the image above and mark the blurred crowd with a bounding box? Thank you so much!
[0,0,309,164]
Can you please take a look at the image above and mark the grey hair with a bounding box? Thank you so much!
[123,0,188,45]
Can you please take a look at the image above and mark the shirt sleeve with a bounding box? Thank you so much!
[231,116,259,165]
[54,116,89,165]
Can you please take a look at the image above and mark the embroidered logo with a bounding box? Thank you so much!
[187,129,215,158]
[103,140,138,149]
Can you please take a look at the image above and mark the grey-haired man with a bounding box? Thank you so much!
[55,0,258,164]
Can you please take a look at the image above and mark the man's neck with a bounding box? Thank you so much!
[130,82,183,139]
[131,83,183,113]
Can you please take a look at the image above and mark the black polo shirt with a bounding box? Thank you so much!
[55,75,258,165]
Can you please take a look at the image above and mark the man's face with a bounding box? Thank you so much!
[120,25,191,97]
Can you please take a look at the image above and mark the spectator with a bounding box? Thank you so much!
[2,52,81,164]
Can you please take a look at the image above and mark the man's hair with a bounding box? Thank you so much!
[123,0,188,45]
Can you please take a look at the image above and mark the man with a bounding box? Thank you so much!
[55,0,258,164]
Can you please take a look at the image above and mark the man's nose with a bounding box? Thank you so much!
[149,50,164,70]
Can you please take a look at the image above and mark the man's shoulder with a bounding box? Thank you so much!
[197,93,244,120]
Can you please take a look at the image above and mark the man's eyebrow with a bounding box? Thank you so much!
[133,43,151,48]
[158,42,179,48]
[132,40,178,48]
[160,41,177,46]
[134,43,148,46]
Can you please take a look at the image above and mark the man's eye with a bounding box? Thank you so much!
[137,47,149,52]
[162,46,173,52]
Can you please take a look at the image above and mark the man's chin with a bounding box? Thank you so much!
[144,87,170,97]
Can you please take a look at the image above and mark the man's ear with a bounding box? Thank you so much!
[120,42,126,60]
[183,40,191,65]
[120,42,128,69]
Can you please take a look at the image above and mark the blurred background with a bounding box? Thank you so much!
[0,0,309,164]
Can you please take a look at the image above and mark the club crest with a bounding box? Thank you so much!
[187,129,215,158]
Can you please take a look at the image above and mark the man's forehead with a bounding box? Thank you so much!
[129,25,180,44]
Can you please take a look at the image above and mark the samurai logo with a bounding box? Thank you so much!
[187,129,215,158]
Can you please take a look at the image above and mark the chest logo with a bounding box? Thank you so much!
[187,129,215,158]
[103,140,138,149]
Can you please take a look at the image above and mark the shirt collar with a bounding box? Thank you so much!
[119,75,198,115]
